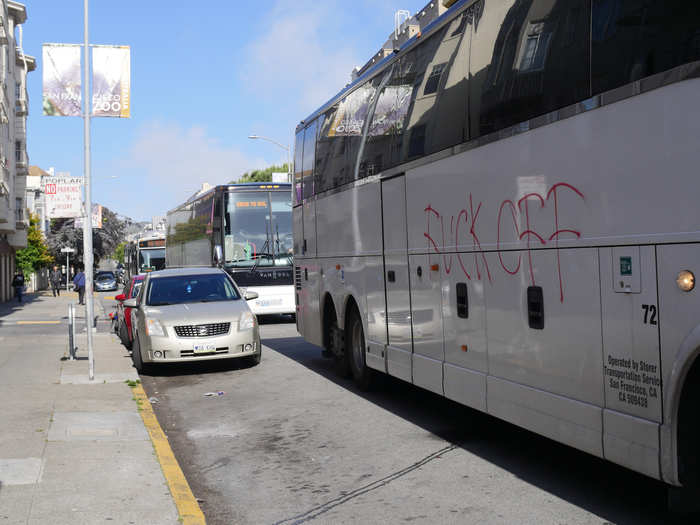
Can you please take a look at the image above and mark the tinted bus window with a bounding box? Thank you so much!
[315,103,347,193]
[592,0,700,94]
[302,120,318,199]
[469,0,591,138]
[294,130,304,204]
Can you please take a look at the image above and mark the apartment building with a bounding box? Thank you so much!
[0,1,35,302]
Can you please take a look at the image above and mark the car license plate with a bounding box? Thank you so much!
[256,298,283,307]
[193,343,216,354]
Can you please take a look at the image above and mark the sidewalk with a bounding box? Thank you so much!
[0,293,184,524]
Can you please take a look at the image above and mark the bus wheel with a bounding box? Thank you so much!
[347,308,373,390]
[332,317,351,378]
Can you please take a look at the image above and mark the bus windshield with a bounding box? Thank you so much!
[138,248,166,272]
[224,190,292,268]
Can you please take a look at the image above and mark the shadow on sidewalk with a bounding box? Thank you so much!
[0,292,46,318]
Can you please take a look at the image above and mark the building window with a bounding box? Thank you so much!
[518,22,552,72]
[16,198,23,221]
[15,141,21,162]
[423,63,446,95]
[15,82,21,100]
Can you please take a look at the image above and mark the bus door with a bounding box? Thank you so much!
[381,175,412,383]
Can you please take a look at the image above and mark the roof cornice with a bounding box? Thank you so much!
[8,1,27,24]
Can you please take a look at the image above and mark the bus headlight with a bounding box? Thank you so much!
[146,318,166,337]
[239,311,256,331]
[677,270,695,292]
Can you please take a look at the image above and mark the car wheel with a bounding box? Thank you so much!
[131,334,148,374]
[118,321,132,350]
[347,306,374,390]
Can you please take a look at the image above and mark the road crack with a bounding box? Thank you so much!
[273,444,458,525]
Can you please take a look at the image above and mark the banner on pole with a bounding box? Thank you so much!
[92,46,130,118]
[42,44,82,117]
[44,176,84,218]
[75,204,103,229]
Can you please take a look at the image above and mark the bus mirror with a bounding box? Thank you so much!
[244,291,259,301]
[214,245,223,266]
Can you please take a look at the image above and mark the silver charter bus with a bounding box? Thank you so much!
[166,183,294,316]
[293,0,700,496]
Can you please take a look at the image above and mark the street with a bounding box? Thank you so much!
[139,317,679,525]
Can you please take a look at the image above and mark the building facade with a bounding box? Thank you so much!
[0,1,35,302]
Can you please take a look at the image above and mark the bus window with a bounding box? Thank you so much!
[270,192,293,259]
[302,120,318,199]
[592,0,700,95]
[469,0,591,138]
[224,191,270,266]
[294,129,304,204]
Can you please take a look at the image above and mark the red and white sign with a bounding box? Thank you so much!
[44,176,84,219]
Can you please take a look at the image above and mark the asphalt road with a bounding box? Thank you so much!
[135,319,687,525]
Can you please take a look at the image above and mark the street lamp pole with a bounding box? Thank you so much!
[248,135,292,184]
[82,0,95,380]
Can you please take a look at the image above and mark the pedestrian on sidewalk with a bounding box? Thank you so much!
[12,270,25,303]
[73,266,86,305]
[50,265,63,297]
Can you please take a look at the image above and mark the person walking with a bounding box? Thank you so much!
[11,270,25,303]
[50,265,63,297]
[73,266,86,305]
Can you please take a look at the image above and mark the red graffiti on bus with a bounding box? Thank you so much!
[424,182,584,302]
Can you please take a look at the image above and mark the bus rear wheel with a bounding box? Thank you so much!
[347,307,373,390]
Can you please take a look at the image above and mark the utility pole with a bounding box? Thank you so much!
[82,0,95,381]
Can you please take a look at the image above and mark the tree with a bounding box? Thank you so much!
[113,241,127,263]
[15,214,53,276]
[46,205,128,267]
[233,163,290,183]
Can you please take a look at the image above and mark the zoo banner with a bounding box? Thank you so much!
[42,44,82,117]
[92,45,130,118]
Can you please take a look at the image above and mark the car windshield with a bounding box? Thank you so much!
[96,272,115,281]
[146,274,240,306]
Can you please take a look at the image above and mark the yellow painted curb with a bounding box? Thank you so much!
[16,320,61,325]
[132,384,206,525]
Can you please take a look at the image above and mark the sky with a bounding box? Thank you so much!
[22,0,430,221]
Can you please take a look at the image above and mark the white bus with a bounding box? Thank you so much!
[125,235,166,282]
[166,183,295,316]
[293,0,700,497]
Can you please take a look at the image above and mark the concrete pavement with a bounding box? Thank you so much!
[0,291,197,524]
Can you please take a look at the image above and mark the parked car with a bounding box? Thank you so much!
[114,274,145,349]
[123,267,261,372]
[95,271,118,292]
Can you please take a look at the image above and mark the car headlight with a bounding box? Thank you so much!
[145,318,166,337]
[239,311,256,331]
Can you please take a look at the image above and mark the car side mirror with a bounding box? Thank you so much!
[213,245,223,266]
[115,294,126,302]
[123,299,138,308]
[244,291,259,301]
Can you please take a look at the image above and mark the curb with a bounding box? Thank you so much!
[131,384,206,525]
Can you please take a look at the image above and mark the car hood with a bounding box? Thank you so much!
[142,301,251,326]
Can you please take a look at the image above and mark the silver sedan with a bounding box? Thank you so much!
[123,267,261,372]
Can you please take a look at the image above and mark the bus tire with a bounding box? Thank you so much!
[347,307,374,390]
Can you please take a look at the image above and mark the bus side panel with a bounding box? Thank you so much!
[293,206,303,257]
[486,248,604,404]
[410,254,444,396]
[486,247,604,456]
[442,262,488,412]
[303,200,317,257]
[315,183,382,258]
[298,260,322,347]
